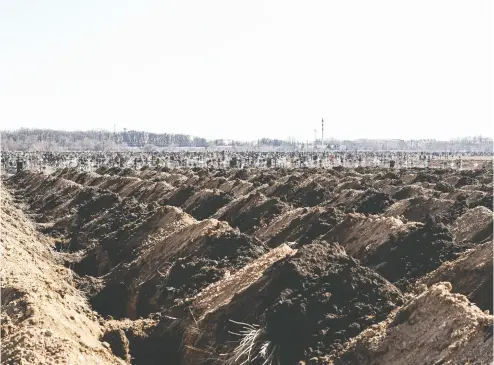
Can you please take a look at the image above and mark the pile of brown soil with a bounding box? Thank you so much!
[455,175,480,188]
[470,193,494,210]
[419,241,493,311]
[289,181,333,208]
[90,219,267,319]
[323,214,418,261]
[137,231,269,316]
[263,175,302,202]
[74,204,191,276]
[185,242,403,364]
[327,189,364,210]
[214,192,289,234]
[391,185,430,200]
[333,283,493,365]
[344,189,394,215]
[363,216,467,290]
[434,181,455,193]
[451,206,493,244]
[434,199,469,225]
[65,191,121,237]
[181,189,233,220]
[1,187,124,365]
[232,168,249,180]
[375,171,400,180]
[266,207,344,248]
[65,196,152,252]
[248,171,281,187]
[161,185,198,207]
[412,171,440,184]
[219,178,255,197]
[384,196,456,223]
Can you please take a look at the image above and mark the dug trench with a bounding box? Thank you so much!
[3,166,493,365]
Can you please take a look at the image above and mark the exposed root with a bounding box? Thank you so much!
[228,320,278,365]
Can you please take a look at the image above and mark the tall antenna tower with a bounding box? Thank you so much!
[321,118,324,148]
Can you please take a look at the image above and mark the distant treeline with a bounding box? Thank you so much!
[0,128,492,152]
[0,129,298,151]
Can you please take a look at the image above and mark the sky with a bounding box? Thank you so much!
[0,0,492,141]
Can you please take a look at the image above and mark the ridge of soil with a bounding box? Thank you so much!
[1,187,124,365]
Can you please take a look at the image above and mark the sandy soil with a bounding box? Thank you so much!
[1,186,124,365]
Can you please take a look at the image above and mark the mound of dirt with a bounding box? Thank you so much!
[333,283,493,365]
[470,193,494,210]
[451,206,493,244]
[263,175,302,202]
[65,196,154,252]
[19,176,83,220]
[435,199,469,225]
[67,191,121,232]
[181,189,233,220]
[232,168,249,181]
[97,176,145,198]
[327,189,364,210]
[1,188,124,365]
[333,179,365,192]
[75,204,192,276]
[375,171,400,180]
[322,214,418,261]
[254,207,306,242]
[363,216,467,290]
[184,242,403,364]
[214,192,289,234]
[90,219,267,319]
[215,178,254,197]
[162,185,198,207]
[419,241,493,311]
[289,181,333,208]
[434,181,455,193]
[412,171,440,184]
[187,244,297,322]
[130,180,175,203]
[266,207,344,248]
[344,189,394,215]
[139,230,269,314]
[391,185,430,200]
[248,171,281,187]
[384,196,458,224]
[455,175,480,188]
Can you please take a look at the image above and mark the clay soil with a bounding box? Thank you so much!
[1,165,493,365]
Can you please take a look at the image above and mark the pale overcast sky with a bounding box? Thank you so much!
[0,0,492,141]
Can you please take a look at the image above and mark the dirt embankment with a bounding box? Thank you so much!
[451,205,493,244]
[362,216,469,290]
[322,213,418,261]
[181,242,404,365]
[264,207,344,248]
[87,218,268,320]
[1,187,124,365]
[333,283,493,365]
[418,240,493,311]
[213,191,289,234]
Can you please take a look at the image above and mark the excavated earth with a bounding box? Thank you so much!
[1,165,493,365]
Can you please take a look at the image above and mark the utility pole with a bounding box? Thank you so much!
[321,118,324,149]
